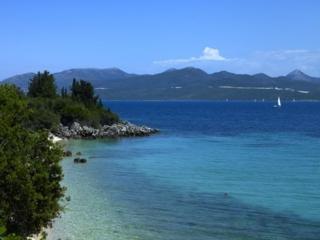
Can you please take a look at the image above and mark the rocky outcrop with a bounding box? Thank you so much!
[55,121,159,139]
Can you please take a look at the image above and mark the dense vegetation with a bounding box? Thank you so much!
[0,71,119,239]
[28,71,57,98]
[27,72,118,130]
[0,85,64,239]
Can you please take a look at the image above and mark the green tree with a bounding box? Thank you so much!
[25,98,60,131]
[0,225,22,240]
[28,71,57,98]
[70,79,99,106]
[60,87,68,98]
[0,85,64,238]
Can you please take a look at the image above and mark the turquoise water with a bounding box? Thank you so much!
[48,102,320,240]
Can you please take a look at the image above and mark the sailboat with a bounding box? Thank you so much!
[274,97,281,108]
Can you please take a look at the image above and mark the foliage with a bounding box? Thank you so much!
[26,98,60,131]
[25,96,118,129]
[70,79,98,106]
[67,79,119,125]
[0,85,28,123]
[53,97,92,126]
[0,73,119,238]
[28,71,56,98]
[25,73,119,129]
[0,85,64,238]
[60,87,68,98]
[0,225,22,240]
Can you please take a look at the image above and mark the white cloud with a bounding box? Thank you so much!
[153,48,320,77]
[201,47,226,61]
[154,47,227,65]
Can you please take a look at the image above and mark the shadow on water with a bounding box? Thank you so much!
[97,160,320,240]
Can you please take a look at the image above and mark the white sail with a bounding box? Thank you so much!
[277,97,281,107]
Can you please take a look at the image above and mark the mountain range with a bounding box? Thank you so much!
[2,67,320,100]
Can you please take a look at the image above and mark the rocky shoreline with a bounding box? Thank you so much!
[54,121,159,139]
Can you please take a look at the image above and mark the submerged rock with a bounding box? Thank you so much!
[55,121,159,139]
[74,158,87,163]
[63,150,72,157]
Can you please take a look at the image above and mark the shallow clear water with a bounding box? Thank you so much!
[48,101,320,240]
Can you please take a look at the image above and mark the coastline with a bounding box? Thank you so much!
[46,101,320,239]
[54,121,159,139]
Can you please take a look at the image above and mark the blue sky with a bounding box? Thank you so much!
[0,0,319,79]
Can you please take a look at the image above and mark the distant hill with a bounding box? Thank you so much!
[53,68,136,89]
[2,72,35,90]
[286,69,320,82]
[1,68,136,91]
[2,67,320,100]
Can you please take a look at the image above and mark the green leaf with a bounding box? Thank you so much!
[0,225,6,235]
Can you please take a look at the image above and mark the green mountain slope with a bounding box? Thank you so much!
[2,67,320,100]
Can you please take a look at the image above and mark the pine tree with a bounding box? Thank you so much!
[61,87,68,97]
[70,79,99,106]
[28,71,57,98]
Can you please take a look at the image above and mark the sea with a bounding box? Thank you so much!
[48,101,320,240]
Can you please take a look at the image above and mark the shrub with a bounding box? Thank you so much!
[0,85,64,238]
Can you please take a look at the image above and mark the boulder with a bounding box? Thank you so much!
[63,150,72,157]
[74,158,87,163]
[71,122,82,133]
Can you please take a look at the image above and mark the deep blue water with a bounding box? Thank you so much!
[109,101,320,137]
[49,101,320,240]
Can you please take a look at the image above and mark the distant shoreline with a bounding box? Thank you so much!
[3,67,320,101]
[103,99,320,102]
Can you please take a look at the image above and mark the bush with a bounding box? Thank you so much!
[52,96,119,127]
[25,99,59,131]
[26,76,119,129]
[58,100,91,126]
[0,75,120,238]
[0,225,22,239]
[98,107,119,125]
[0,85,64,238]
